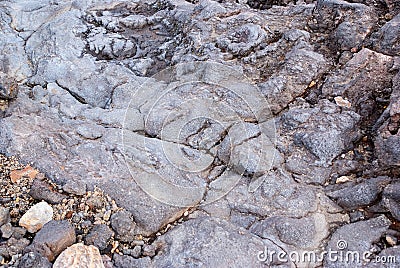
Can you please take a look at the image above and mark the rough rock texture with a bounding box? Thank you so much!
[85,224,114,251]
[368,13,400,56]
[0,207,10,226]
[113,254,152,268]
[29,178,66,204]
[25,220,76,262]
[62,180,87,196]
[53,243,104,268]
[312,0,378,52]
[19,201,53,233]
[374,71,400,170]
[322,48,394,126]
[110,210,138,242]
[18,252,52,268]
[0,237,30,259]
[0,0,399,266]
[152,216,271,267]
[282,100,361,184]
[324,215,392,267]
[382,182,400,221]
[326,177,390,210]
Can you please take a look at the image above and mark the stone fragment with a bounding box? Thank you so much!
[24,220,76,262]
[110,211,137,242]
[101,254,114,268]
[382,182,400,221]
[0,206,10,226]
[0,237,30,258]
[29,179,66,204]
[0,223,13,239]
[322,48,393,125]
[282,100,360,184]
[113,254,151,268]
[250,213,329,249]
[53,243,104,268]
[85,224,113,251]
[369,13,400,56]
[62,180,87,196]
[11,227,26,239]
[19,201,53,233]
[375,94,400,169]
[123,246,142,258]
[10,165,38,183]
[324,215,391,267]
[326,177,389,210]
[334,96,352,108]
[222,169,317,218]
[142,244,156,257]
[152,216,275,267]
[18,252,52,268]
[313,0,377,51]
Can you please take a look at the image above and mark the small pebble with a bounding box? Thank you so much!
[386,235,397,246]
[0,206,10,226]
[0,222,13,238]
[142,244,156,257]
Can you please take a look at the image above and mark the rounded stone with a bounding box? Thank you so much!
[53,243,104,268]
[19,201,53,233]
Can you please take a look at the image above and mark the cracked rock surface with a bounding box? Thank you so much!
[0,0,399,267]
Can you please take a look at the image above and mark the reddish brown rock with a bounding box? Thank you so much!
[24,220,76,262]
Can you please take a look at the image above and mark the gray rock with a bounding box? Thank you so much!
[326,177,390,210]
[29,179,66,204]
[113,254,152,268]
[102,254,114,268]
[259,42,329,114]
[382,182,400,221]
[375,95,400,169]
[294,101,360,165]
[152,216,280,268]
[364,246,400,268]
[0,237,30,258]
[11,227,26,240]
[0,1,399,267]
[0,206,10,227]
[313,0,377,51]
[123,246,142,258]
[230,211,257,229]
[216,23,266,56]
[369,13,400,56]
[250,213,329,250]
[322,48,393,125]
[221,169,318,218]
[324,215,392,267]
[110,211,137,242]
[142,244,156,257]
[18,252,52,268]
[1,222,13,239]
[24,220,76,262]
[62,180,87,196]
[85,224,113,251]
[282,100,360,184]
